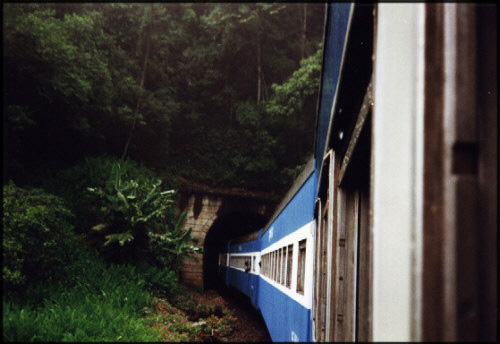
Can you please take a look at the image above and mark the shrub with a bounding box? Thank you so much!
[87,162,200,269]
[134,263,179,299]
[41,155,164,238]
[2,181,79,289]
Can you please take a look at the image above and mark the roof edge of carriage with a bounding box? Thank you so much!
[260,155,315,237]
[229,228,262,245]
[228,156,315,245]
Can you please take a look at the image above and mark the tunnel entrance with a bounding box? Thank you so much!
[203,211,267,291]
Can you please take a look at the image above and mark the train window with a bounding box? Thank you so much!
[266,253,270,277]
[274,251,278,282]
[297,239,307,295]
[276,250,280,283]
[265,253,269,277]
[277,248,282,284]
[271,252,274,280]
[253,256,256,272]
[268,253,271,278]
[269,252,276,280]
[267,253,270,277]
[273,251,277,281]
[286,244,293,288]
[229,255,253,271]
[281,248,285,284]
[279,248,283,285]
[277,250,280,283]
[262,255,265,276]
[274,251,277,281]
[281,248,286,285]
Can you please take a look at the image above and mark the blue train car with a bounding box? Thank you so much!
[218,158,317,342]
[218,2,497,342]
[256,158,316,342]
[217,3,353,340]
[216,241,230,289]
[226,231,261,309]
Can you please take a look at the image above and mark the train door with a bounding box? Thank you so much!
[314,100,372,343]
[335,136,371,342]
[313,4,374,342]
[313,199,324,341]
[313,151,336,341]
[330,4,374,341]
[331,93,372,342]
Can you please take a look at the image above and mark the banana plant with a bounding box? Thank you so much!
[87,163,175,248]
[87,162,200,271]
[148,210,202,271]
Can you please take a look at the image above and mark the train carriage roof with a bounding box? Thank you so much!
[313,3,352,174]
[231,228,262,245]
[260,156,315,236]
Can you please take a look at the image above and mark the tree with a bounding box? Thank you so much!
[266,46,323,174]
[3,2,325,195]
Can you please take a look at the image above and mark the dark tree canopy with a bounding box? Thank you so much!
[3,2,325,195]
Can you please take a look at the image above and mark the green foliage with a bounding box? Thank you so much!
[2,182,79,289]
[46,155,160,198]
[201,313,238,338]
[4,3,325,194]
[263,46,323,188]
[134,263,179,298]
[173,287,223,321]
[266,45,323,120]
[2,252,178,342]
[87,162,174,244]
[144,286,239,341]
[143,298,200,341]
[42,155,165,240]
[3,5,115,181]
[147,211,202,271]
[3,295,161,342]
[87,161,200,269]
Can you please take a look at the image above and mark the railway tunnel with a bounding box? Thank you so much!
[203,211,267,290]
[203,211,273,342]
[177,184,278,291]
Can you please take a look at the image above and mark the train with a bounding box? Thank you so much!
[216,3,497,342]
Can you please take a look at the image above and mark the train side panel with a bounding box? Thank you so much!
[257,170,316,342]
[260,170,316,247]
[227,236,261,308]
[227,269,260,305]
[258,278,311,342]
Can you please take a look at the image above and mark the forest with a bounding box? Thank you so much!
[3,3,325,341]
[4,2,325,193]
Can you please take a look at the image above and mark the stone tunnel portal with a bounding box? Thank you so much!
[178,187,277,290]
[203,211,267,291]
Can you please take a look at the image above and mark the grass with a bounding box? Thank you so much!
[3,250,239,342]
[3,250,166,342]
